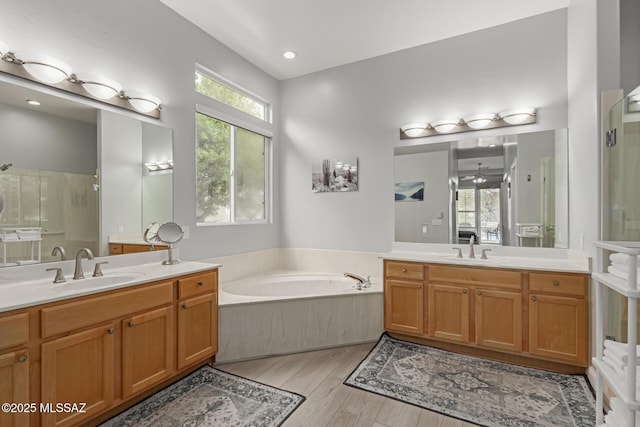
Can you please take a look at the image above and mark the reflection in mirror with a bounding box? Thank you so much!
[0,79,173,267]
[394,129,569,248]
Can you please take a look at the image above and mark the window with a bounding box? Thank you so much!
[196,112,268,224]
[195,70,268,121]
[457,188,476,228]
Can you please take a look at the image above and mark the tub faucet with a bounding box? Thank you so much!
[344,273,371,290]
[51,246,66,261]
[73,248,94,280]
[469,235,476,259]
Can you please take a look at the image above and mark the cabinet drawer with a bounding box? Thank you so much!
[0,313,29,350]
[41,281,173,338]
[385,261,424,280]
[109,243,123,255]
[529,272,587,297]
[429,265,521,291]
[178,270,218,299]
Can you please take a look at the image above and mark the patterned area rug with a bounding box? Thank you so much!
[344,334,595,427]
[101,366,305,427]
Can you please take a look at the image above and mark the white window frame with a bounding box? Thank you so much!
[195,104,272,227]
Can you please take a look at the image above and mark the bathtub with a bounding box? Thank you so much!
[217,271,384,363]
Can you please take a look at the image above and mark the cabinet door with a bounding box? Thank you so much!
[0,350,29,427]
[41,324,115,427]
[384,279,424,335]
[122,305,174,397]
[178,293,217,369]
[475,289,522,352]
[428,283,469,343]
[529,294,587,366]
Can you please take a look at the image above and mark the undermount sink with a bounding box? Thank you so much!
[50,273,145,291]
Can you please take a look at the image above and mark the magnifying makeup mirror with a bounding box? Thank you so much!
[156,222,184,265]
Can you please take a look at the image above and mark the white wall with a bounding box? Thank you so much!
[516,130,556,224]
[394,151,449,243]
[555,128,569,248]
[0,0,280,260]
[0,103,96,175]
[280,10,568,252]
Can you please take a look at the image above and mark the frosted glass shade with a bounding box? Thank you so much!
[20,54,72,84]
[499,108,535,125]
[464,113,496,129]
[431,119,459,133]
[79,75,122,100]
[127,91,161,112]
[400,123,428,137]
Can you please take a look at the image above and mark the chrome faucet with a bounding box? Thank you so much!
[51,246,66,261]
[469,235,476,259]
[344,273,371,290]
[73,248,94,280]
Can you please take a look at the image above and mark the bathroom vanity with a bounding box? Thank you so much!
[0,257,218,427]
[383,245,590,373]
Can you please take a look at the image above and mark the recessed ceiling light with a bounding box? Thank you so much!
[26,99,41,106]
[283,50,297,60]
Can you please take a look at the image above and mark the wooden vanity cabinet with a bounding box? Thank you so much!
[108,243,168,255]
[177,271,218,369]
[528,272,588,366]
[0,313,30,427]
[0,267,218,427]
[383,259,588,370]
[383,261,424,335]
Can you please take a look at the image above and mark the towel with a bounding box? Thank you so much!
[603,355,626,377]
[608,265,640,284]
[603,349,626,371]
[608,398,640,426]
[605,340,640,363]
[611,261,640,273]
[610,252,640,265]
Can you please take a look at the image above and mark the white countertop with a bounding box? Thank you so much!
[383,242,591,273]
[0,251,221,313]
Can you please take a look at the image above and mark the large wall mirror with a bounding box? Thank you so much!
[0,79,173,267]
[394,129,569,248]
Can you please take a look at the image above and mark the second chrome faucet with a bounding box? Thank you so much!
[73,248,94,280]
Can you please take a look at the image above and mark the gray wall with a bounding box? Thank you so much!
[0,0,280,260]
[0,103,96,175]
[621,0,640,95]
[394,151,449,243]
[279,10,568,252]
[516,131,556,224]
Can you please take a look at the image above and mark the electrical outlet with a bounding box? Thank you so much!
[421,224,428,235]
[118,226,124,233]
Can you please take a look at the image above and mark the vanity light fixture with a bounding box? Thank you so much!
[498,108,536,125]
[16,53,72,84]
[463,113,497,129]
[431,119,460,133]
[400,108,536,139]
[0,42,162,118]
[126,91,162,113]
[400,123,428,137]
[76,74,122,100]
[145,160,173,172]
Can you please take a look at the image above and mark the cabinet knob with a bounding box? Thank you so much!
[531,296,537,301]
[182,304,188,310]
[128,322,134,328]
[477,291,482,296]
[553,281,560,286]
[198,281,204,287]
[18,355,27,363]
[402,268,407,273]
[107,328,115,335]
[462,289,467,294]
[417,284,422,289]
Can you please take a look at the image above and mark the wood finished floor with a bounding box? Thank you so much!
[219,342,477,427]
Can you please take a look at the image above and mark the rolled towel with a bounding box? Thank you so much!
[610,252,640,265]
[611,261,640,273]
[608,265,640,284]
[605,339,640,362]
[603,349,626,371]
[603,355,626,376]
